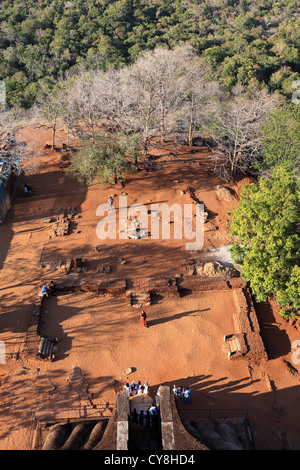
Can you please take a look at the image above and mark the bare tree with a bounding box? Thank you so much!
[120,44,206,151]
[57,82,80,147]
[175,53,221,146]
[58,45,281,183]
[65,71,104,139]
[201,86,280,180]
[93,68,141,134]
[120,60,159,156]
[36,85,62,148]
[0,108,38,182]
[142,46,189,138]
[60,46,221,155]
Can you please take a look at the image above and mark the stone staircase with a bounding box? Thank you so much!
[126,291,151,308]
[128,422,162,450]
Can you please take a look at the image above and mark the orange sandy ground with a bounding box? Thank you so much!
[0,126,299,450]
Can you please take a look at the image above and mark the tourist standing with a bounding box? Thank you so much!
[107,196,114,211]
[184,388,191,404]
[140,310,148,327]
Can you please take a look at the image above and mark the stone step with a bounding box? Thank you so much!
[128,426,162,450]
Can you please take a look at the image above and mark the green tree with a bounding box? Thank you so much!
[228,165,300,318]
[67,134,136,185]
[258,104,300,175]
[118,132,144,166]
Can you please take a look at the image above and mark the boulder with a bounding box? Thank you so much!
[197,261,239,278]
[215,185,235,202]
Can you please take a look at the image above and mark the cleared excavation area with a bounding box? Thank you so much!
[0,127,300,450]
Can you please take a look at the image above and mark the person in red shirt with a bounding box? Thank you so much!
[140,310,148,327]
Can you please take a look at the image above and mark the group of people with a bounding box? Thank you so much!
[127,383,191,429]
[131,404,159,427]
[173,385,191,404]
[39,280,57,298]
[124,380,150,396]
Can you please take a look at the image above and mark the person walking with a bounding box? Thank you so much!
[140,310,148,328]
[107,196,114,211]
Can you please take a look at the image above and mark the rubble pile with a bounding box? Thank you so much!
[51,207,77,237]
[198,261,239,278]
[186,261,240,278]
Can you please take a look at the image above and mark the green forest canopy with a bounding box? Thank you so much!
[0,0,299,108]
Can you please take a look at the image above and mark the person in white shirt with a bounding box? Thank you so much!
[107,196,114,211]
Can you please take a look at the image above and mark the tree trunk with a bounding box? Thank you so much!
[143,136,149,161]
[52,117,57,149]
[188,93,195,147]
[231,134,238,175]
[188,123,195,147]
[66,124,70,148]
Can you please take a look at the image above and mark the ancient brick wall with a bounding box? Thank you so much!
[232,288,267,361]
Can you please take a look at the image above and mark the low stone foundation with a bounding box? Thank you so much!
[176,275,247,292]
[222,288,268,361]
[22,274,267,365]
